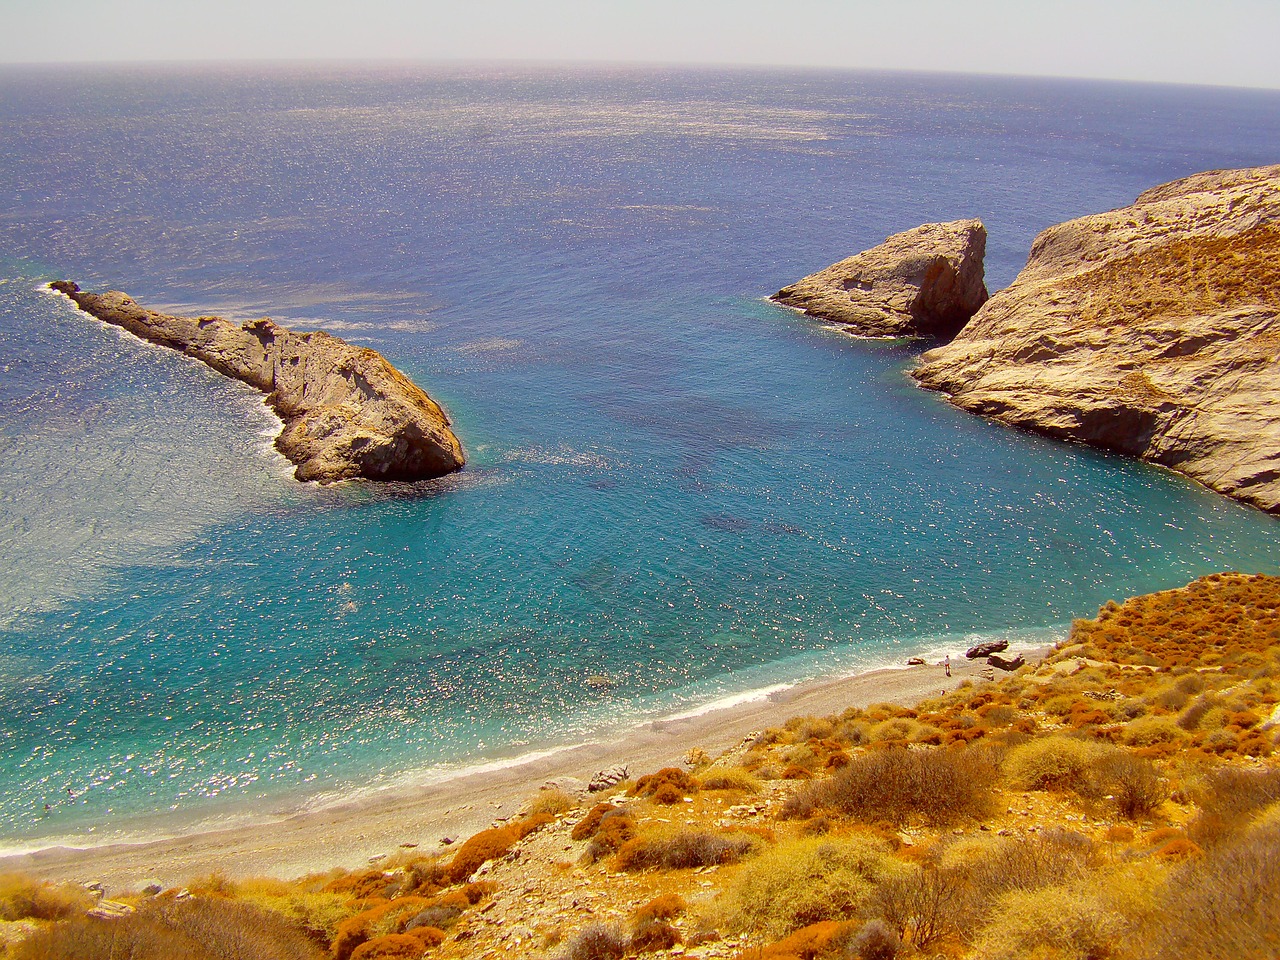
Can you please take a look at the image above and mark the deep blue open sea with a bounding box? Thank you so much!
[2,63,1279,850]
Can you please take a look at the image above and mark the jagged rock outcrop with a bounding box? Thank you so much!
[772,220,989,339]
[52,282,465,484]
[912,165,1280,514]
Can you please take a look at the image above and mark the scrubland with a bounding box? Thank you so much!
[3,571,1278,960]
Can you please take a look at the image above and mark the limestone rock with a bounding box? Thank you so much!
[87,899,135,920]
[912,165,1280,513]
[587,765,629,792]
[966,639,1009,660]
[772,219,989,339]
[988,653,1026,671]
[52,282,465,484]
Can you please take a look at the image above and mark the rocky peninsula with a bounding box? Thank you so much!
[771,219,989,339]
[52,282,465,484]
[912,165,1280,513]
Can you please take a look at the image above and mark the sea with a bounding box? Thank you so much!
[2,62,1279,852]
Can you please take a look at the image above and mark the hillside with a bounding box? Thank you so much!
[3,573,1278,960]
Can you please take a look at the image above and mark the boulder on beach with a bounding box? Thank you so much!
[966,640,1010,660]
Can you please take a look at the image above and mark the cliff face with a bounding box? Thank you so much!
[912,165,1280,514]
[53,282,465,484]
[772,220,989,339]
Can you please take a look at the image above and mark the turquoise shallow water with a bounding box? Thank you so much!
[2,64,1279,848]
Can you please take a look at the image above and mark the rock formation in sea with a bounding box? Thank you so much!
[52,282,465,484]
[912,164,1280,514]
[771,219,989,339]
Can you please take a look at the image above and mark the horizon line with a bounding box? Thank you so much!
[2,55,1278,95]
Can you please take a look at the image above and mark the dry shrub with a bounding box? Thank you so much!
[1069,573,1280,670]
[615,830,755,872]
[559,922,628,960]
[972,879,1136,960]
[632,894,686,924]
[752,920,856,958]
[1172,696,1223,732]
[967,860,1162,960]
[1121,715,1188,748]
[1188,765,1280,846]
[348,932,433,960]
[404,902,463,931]
[333,897,436,960]
[874,863,964,949]
[797,716,841,741]
[1129,818,1280,960]
[527,788,575,817]
[445,813,551,883]
[851,918,899,960]
[1080,750,1168,820]
[1003,734,1100,791]
[785,745,996,826]
[323,869,395,900]
[0,875,93,922]
[12,897,324,960]
[870,718,922,743]
[1105,825,1136,843]
[230,877,352,943]
[581,811,637,864]
[572,803,620,842]
[938,830,1100,938]
[628,920,681,953]
[712,835,902,939]
[1153,838,1202,860]
[630,767,698,803]
[697,767,761,793]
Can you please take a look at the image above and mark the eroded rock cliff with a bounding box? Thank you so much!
[53,282,465,484]
[912,165,1280,513]
[772,219,989,339]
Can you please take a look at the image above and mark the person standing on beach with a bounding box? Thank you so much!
[944,655,951,678]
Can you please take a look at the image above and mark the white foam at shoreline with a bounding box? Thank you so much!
[0,626,1066,858]
[655,682,796,723]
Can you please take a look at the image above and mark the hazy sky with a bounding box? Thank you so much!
[3,0,1278,89]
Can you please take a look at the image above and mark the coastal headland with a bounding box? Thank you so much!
[912,165,1280,513]
[50,282,465,484]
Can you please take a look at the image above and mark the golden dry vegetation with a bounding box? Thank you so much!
[1063,224,1280,327]
[4,572,1279,960]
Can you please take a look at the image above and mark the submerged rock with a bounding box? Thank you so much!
[52,282,465,484]
[912,165,1280,513]
[772,219,989,339]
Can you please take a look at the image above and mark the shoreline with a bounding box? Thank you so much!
[0,643,1050,890]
